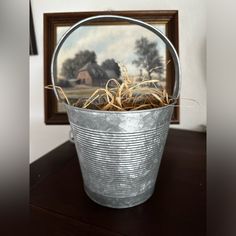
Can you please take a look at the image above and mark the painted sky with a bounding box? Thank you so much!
[56,23,166,77]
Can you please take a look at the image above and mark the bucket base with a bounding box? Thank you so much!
[84,186,155,209]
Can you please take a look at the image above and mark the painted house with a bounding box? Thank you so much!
[76,63,109,87]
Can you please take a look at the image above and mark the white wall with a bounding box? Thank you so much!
[30,0,206,163]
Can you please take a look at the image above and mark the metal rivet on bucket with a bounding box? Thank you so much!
[51,15,181,208]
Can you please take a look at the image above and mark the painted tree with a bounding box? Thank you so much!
[133,37,164,79]
[101,59,121,78]
[60,50,97,79]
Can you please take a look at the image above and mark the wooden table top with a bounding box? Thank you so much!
[30,129,206,236]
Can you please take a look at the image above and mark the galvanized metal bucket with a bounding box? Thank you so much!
[51,15,181,208]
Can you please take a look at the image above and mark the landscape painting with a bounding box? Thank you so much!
[44,11,179,124]
[55,23,167,112]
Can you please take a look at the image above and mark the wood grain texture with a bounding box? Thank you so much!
[30,129,206,235]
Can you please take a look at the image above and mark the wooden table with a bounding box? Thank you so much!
[30,129,206,236]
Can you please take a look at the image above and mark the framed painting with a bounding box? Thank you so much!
[44,11,179,124]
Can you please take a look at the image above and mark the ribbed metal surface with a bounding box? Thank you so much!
[66,104,174,208]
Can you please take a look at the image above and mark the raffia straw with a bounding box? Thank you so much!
[82,88,114,108]
[128,79,160,90]
[77,64,172,111]
[83,95,100,109]
[46,83,200,112]
[45,85,70,105]
[151,93,165,105]
[46,62,177,111]
[131,104,153,111]
[148,59,171,74]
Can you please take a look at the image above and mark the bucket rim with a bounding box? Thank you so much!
[64,99,177,114]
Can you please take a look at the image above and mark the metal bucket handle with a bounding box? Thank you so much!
[51,15,181,102]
